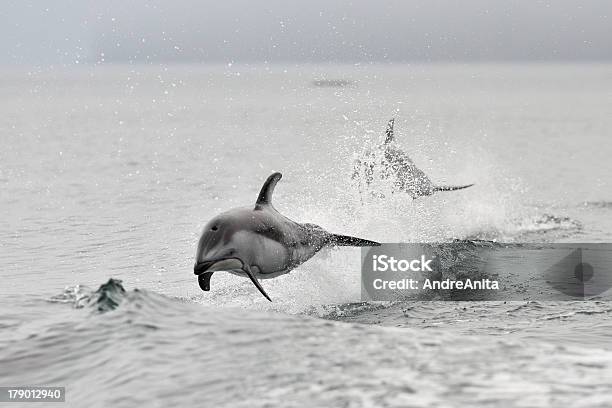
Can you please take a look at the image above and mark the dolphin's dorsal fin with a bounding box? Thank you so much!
[255,172,282,209]
[384,118,395,144]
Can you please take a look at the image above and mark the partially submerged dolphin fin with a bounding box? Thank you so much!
[384,118,395,144]
[329,234,381,247]
[243,265,272,302]
[255,172,282,210]
[434,184,474,192]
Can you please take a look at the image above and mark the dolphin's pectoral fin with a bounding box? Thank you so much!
[243,265,272,302]
[198,272,214,291]
[329,233,380,247]
[255,172,282,209]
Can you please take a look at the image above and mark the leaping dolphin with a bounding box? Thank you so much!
[352,118,473,199]
[194,172,380,301]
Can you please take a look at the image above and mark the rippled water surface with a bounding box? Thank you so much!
[1,64,612,407]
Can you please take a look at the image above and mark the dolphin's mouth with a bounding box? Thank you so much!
[194,257,244,292]
[193,257,272,302]
[194,258,244,275]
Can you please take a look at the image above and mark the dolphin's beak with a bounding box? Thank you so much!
[194,257,243,275]
[194,259,220,275]
[193,258,272,302]
[193,257,244,294]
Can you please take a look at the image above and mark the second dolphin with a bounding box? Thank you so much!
[353,118,474,199]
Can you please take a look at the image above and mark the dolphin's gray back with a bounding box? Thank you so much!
[220,206,326,278]
[261,210,329,268]
[352,143,436,199]
[383,145,436,197]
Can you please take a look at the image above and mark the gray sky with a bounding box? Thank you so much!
[1,0,611,65]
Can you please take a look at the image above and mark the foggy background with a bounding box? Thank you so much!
[1,0,611,65]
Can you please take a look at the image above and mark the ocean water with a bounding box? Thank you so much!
[1,63,612,407]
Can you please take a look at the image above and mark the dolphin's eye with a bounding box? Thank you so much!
[211,226,218,231]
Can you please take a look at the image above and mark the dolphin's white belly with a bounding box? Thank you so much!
[233,230,292,277]
[206,259,243,272]
[226,268,290,280]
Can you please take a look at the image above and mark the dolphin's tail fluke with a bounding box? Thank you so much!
[434,184,474,192]
[329,234,381,247]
